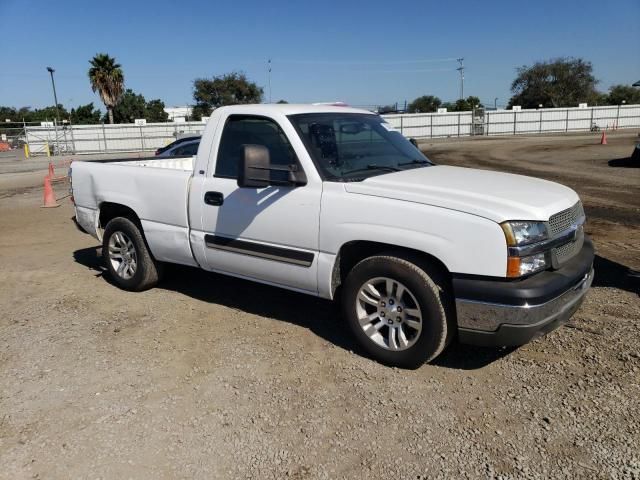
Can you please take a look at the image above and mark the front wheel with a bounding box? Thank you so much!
[102,217,162,291]
[342,254,452,368]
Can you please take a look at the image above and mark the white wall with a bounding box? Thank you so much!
[164,106,193,121]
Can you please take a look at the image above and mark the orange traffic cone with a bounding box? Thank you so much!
[41,175,60,208]
[48,161,55,177]
[600,131,607,145]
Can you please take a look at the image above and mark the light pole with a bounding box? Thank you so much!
[494,97,498,110]
[267,59,272,103]
[46,67,60,124]
[47,66,64,154]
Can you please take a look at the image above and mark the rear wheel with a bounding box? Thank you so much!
[102,217,162,291]
[342,254,452,368]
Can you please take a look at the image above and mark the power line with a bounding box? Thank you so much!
[271,58,459,65]
[364,68,456,74]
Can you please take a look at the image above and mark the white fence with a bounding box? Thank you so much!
[25,121,206,155]
[384,104,640,138]
[24,104,640,155]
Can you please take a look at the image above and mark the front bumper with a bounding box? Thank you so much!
[454,238,594,347]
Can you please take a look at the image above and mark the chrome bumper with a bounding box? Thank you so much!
[456,268,594,346]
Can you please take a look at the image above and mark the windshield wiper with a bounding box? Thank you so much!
[398,159,431,167]
[342,164,401,176]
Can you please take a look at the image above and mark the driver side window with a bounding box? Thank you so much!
[215,115,298,179]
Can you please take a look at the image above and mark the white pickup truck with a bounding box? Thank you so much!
[70,104,594,368]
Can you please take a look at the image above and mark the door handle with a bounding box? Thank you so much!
[204,191,224,206]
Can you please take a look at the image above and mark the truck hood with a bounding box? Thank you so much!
[344,165,579,223]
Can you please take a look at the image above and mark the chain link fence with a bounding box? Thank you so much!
[0,121,40,152]
[16,104,640,156]
[24,121,206,156]
[384,104,640,139]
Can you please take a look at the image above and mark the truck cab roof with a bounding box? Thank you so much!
[213,103,375,117]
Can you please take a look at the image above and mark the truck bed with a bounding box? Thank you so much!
[117,156,195,171]
[89,155,195,171]
[71,156,198,267]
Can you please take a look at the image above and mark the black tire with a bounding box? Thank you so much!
[342,254,453,369]
[102,217,163,291]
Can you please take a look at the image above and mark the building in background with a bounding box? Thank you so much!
[164,106,193,122]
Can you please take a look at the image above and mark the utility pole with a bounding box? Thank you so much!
[456,58,464,100]
[267,59,272,103]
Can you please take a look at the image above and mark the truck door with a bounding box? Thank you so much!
[196,114,321,294]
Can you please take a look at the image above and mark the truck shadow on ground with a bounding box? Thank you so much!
[608,157,638,168]
[74,246,576,370]
[593,254,639,295]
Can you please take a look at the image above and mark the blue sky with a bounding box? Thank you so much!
[0,0,638,111]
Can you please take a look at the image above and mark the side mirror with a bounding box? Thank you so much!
[238,144,308,188]
[238,144,270,188]
[339,123,366,135]
[409,138,418,148]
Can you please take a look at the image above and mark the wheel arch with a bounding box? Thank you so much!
[98,202,143,241]
[331,240,452,299]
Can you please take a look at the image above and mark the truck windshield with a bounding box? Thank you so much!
[288,113,432,181]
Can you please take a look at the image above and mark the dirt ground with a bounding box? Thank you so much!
[0,132,638,479]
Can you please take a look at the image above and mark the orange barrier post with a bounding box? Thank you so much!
[49,159,71,183]
[41,176,60,208]
[600,131,608,145]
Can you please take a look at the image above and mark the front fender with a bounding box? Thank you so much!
[319,185,507,290]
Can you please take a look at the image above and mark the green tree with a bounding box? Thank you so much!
[407,95,442,113]
[70,103,101,124]
[591,92,610,106]
[0,107,19,139]
[17,107,33,121]
[0,105,74,123]
[36,105,69,121]
[508,57,599,108]
[606,84,640,105]
[17,105,70,123]
[0,106,18,122]
[110,89,145,123]
[192,72,263,118]
[88,53,125,124]
[144,99,169,122]
[190,105,206,121]
[110,89,169,123]
[442,96,484,112]
[276,99,289,104]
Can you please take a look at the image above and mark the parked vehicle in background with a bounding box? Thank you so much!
[632,135,640,164]
[155,135,200,156]
[156,138,200,157]
[69,104,593,368]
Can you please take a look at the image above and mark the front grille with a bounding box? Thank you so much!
[552,229,584,267]
[548,202,584,237]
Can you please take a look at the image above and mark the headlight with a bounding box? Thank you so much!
[501,221,548,246]
[507,252,548,277]
[501,221,549,277]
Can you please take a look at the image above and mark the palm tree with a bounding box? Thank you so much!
[88,53,124,124]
